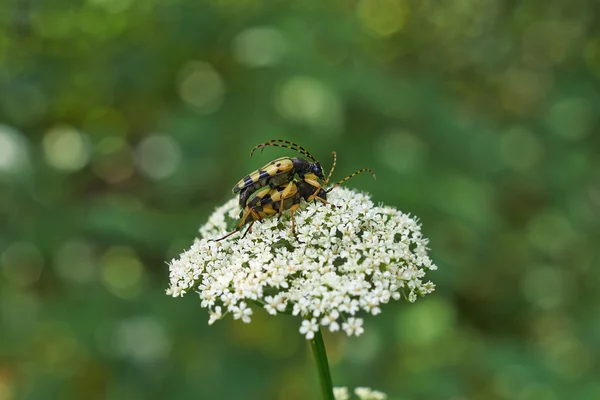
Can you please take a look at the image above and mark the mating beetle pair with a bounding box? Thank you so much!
[213,139,375,241]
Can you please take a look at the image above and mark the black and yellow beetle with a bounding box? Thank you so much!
[213,167,375,242]
[232,140,331,208]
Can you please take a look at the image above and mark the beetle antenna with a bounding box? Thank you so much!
[325,151,336,185]
[250,139,318,162]
[327,168,376,193]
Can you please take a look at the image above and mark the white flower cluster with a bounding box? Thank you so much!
[166,188,436,339]
[334,386,388,400]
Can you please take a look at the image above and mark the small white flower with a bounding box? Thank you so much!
[292,297,311,317]
[232,302,252,323]
[342,317,364,337]
[208,306,222,325]
[355,387,387,400]
[333,386,350,400]
[220,292,235,309]
[408,291,417,303]
[361,295,382,316]
[264,296,279,315]
[167,188,437,339]
[299,318,319,340]
[339,297,360,315]
[370,391,387,400]
[321,310,340,332]
[264,295,288,315]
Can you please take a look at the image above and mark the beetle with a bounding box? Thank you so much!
[232,140,330,208]
[213,167,375,242]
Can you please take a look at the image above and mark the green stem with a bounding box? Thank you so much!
[310,328,335,400]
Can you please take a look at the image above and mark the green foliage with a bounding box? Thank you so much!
[1,0,599,399]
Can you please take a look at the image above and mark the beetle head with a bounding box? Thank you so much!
[311,162,325,180]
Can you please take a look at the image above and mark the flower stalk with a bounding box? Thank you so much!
[310,328,334,400]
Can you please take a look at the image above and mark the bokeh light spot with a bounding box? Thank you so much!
[233,26,287,67]
[1,242,44,287]
[584,36,600,78]
[493,365,532,399]
[91,137,134,183]
[0,380,12,400]
[422,0,498,39]
[83,108,129,137]
[0,83,47,125]
[581,383,600,399]
[0,124,29,174]
[527,209,577,257]
[396,298,455,346]
[33,322,89,378]
[135,135,181,180]
[42,125,91,172]
[520,265,569,309]
[377,130,426,173]
[276,76,343,133]
[545,97,595,141]
[499,68,553,115]
[521,21,580,68]
[100,246,144,299]
[1,291,41,340]
[32,9,73,39]
[516,384,558,400]
[430,221,474,270]
[114,316,171,364]
[177,62,225,114]
[87,0,133,14]
[433,174,493,224]
[498,126,543,171]
[543,338,592,379]
[53,239,97,284]
[342,326,382,363]
[357,0,409,37]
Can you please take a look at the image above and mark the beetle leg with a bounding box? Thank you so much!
[241,221,255,239]
[315,196,339,209]
[302,178,324,204]
[241,209,261,238]
[291,208,297,239]
[239,207,255,227]
[211,229,239,242]
[303,177,321,191]
[212,207,252,241]
[279,181,295,215]
[276,201,284,221]
[289,204,302,242]
[213,207,257,242]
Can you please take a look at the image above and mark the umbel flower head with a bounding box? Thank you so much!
[166,188,437,339]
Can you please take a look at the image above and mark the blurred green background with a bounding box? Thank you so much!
[1,0,599,399]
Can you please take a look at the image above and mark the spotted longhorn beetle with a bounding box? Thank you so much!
[214,165,375,242]
[232,140,330,210]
